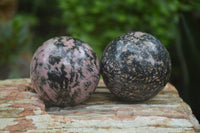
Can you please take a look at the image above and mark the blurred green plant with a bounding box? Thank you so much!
[58,0,187,58]
[0,15,32,63]
[18,0,65,52]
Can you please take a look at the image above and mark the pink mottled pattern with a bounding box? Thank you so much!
[30,36,100,106]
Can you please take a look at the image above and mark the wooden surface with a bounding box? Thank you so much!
[0,79,199,133]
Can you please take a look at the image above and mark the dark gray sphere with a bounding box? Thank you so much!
[100,32,171,102]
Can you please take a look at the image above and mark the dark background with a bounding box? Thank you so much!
[0,0,199,121]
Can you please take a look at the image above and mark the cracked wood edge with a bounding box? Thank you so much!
[0,78,199,133]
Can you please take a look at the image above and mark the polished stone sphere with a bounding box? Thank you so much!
[100,32,171,102]
[30,36,100,106]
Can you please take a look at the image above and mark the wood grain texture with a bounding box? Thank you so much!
[0,79,199,133]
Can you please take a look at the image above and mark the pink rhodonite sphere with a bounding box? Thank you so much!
[30,36,100,106]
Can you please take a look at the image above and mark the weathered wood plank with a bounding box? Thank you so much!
[0,79,199,133]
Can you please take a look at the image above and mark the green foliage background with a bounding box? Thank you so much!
[13,0,196,57]
[0,0,200,121]
[0,15,32,63]
[58,0,181,57]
